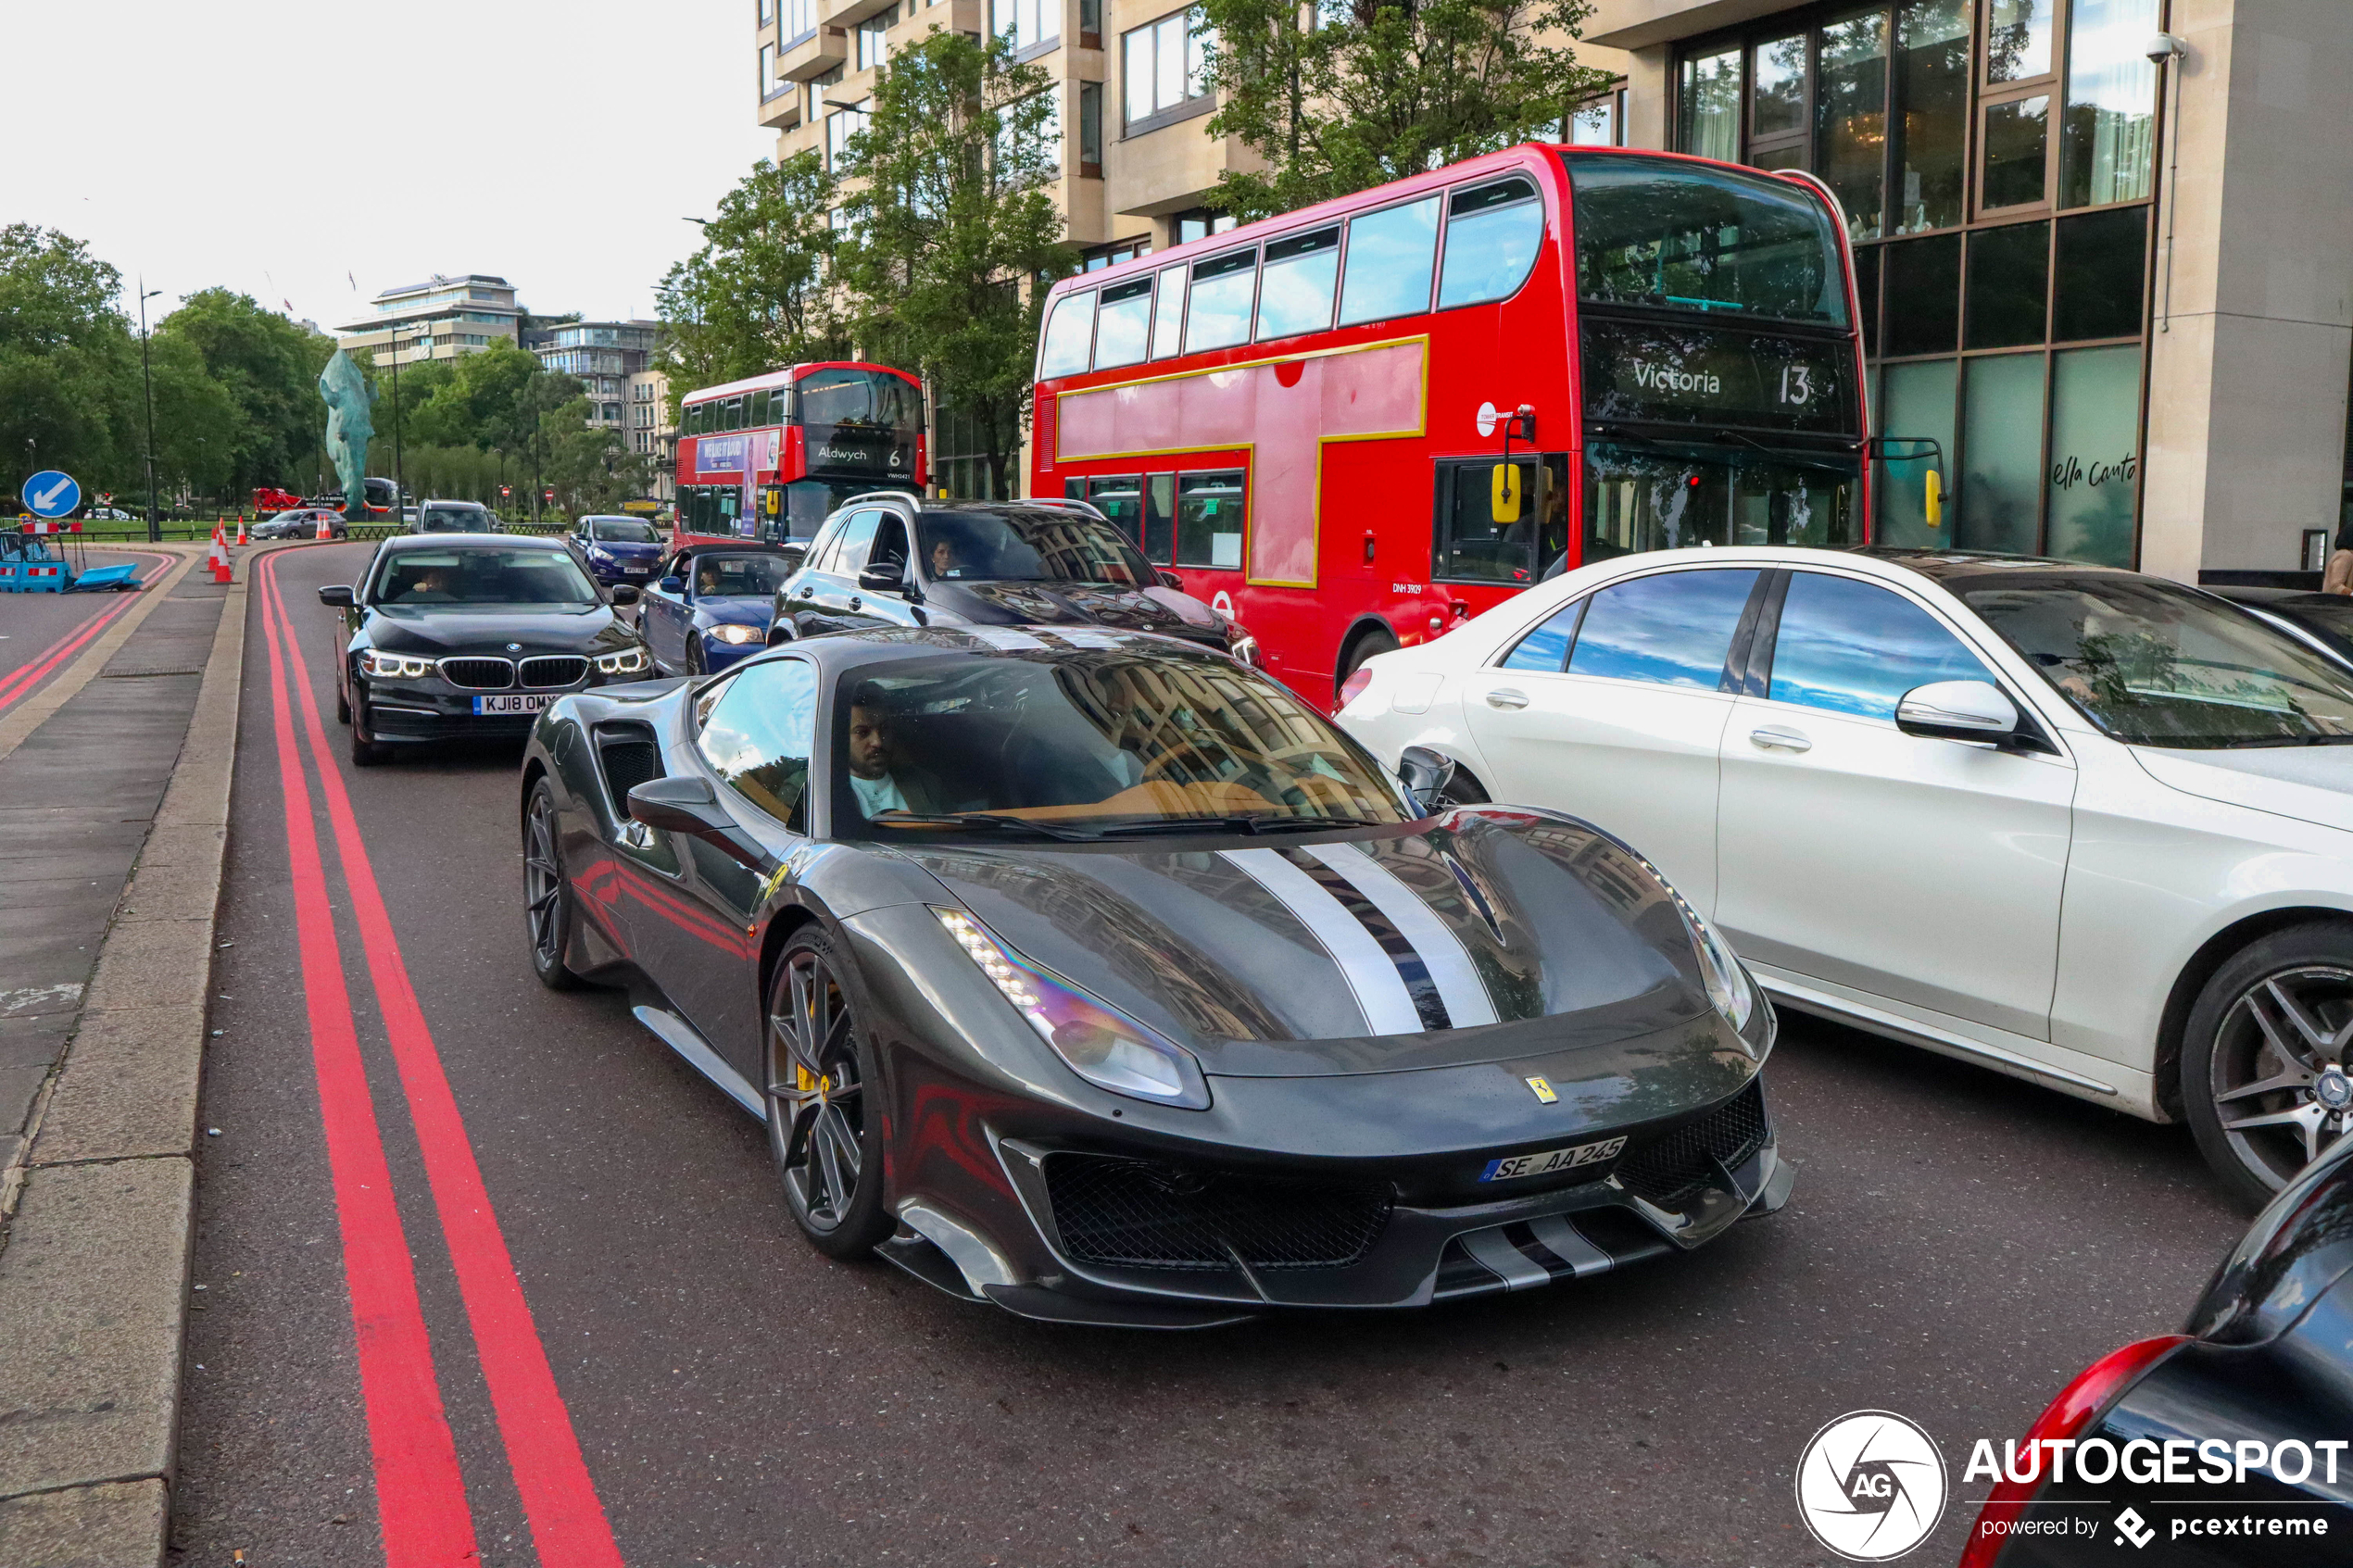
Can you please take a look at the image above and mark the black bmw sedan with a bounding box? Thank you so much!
[519,626,1789,1326]
[321,533,649,766]
[1962,1139,2353,1565]
[771,495,1259,665]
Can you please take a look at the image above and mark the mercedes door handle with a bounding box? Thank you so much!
[848,596,862,611]
[1750,727,1812,752]
[1485,688,1529,710]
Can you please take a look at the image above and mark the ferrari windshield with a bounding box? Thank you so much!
[1960,573,2353,747]
[834,644,1411,834]
[371,547,600,607]
[918,510,1155,588]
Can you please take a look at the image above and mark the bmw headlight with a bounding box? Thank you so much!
[360,650,434,679]
[593,646,649,675]
[933,907,1210,1110]
[710,623,761,646]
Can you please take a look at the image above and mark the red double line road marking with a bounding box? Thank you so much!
[258,558,482,1565]
[0,591,140,713]
[259,552,625,1568]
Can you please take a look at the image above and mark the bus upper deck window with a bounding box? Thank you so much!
[1149,265,1187,359]
[749,389,771,426]
[1338,195,1439,326]
[1437,177,1543,310]
[1094,278,1154,370]
[1185,249,1257,353]
[1255,226,1340,342]
[1039,290,1096,379]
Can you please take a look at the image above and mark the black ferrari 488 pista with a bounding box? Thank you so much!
[518,626,1790,1325]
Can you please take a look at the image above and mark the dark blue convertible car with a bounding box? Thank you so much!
[636,540,796,676]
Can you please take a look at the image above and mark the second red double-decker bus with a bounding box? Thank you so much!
[1031,144,1887,708]
[674,361,928,545]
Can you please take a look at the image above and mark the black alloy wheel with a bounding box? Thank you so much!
[686,634,707,676]
[2185,922,2353,1207]
[764,929,890,1257]
[522,779,582,991]
[1432,764,1491,809]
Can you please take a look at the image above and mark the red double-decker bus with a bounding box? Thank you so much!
[674,361,928,545]
[1031,144,1887,709]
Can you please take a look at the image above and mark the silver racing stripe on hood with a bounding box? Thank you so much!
[1218,846,1501,1036]
[1301,842,1500,1029]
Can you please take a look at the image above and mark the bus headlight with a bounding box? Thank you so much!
[593,646,650,675]
[360,650,434,679]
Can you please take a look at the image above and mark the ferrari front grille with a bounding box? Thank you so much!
[438,657,514,690]
[1613,1080,1769,1210]
[519,655,588,688]
[1043,1154,1391,1273]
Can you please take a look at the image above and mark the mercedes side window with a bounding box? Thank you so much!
[1765,572,1994,721]
[1501,598,1586,672]
[1567,569,1762,688]
[1437,176,1544,310]
[694,658,819,831]
[827,508,885,577]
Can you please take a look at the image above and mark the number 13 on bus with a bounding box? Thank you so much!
[1030,144,1941,710]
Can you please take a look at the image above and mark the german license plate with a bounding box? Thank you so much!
[473,693,555,716]
[1480,1135,1626,1183]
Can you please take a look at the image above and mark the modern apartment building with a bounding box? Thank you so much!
[525,320,664,438]
[335,275,524,370]
[1584,0,2353,577]
[626,369,679,504]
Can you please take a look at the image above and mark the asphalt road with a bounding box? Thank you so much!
[0,550,170,711]
[174,539,2253,1568]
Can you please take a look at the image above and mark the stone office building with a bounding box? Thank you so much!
[1583,0,2352,578]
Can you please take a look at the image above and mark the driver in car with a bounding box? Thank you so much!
[847,684,948,819]
[402,566,457,602]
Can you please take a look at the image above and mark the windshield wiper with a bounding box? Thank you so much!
[1098,814,1387,838]
[2203,734,2353,748]
[869,811,1099,840]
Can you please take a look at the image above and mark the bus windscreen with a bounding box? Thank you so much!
[1565,152,1849,328]
[797,369,922,432]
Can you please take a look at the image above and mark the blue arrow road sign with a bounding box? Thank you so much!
[22,470,81,520]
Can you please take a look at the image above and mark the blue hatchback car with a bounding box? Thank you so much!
[567,515,666,587]
[636,541,799,675]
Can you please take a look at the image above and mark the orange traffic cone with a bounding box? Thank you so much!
[315,512,333,540]
[235,517,248,546]
[208,523,233,584]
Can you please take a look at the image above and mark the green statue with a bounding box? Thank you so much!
[319,349,376,518]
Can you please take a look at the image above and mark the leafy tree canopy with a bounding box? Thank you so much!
[659,153,849,411]
[1197,0,1611,221]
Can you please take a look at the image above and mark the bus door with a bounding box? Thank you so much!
[1429,454,1569,593]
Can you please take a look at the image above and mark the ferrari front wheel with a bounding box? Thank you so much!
[764,929,890,1257]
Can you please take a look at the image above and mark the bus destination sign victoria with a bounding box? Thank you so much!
[1579,319,1856,437]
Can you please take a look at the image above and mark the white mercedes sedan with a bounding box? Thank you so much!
[1337,546,2353,1206]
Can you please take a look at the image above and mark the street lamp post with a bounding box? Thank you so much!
[139,283,162,543]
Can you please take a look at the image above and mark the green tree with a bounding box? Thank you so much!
[660,154,849,411]
[153,289,335,496]
[0,225,139,506]
[1195,0,1610,221]
[146,332,245,500]
[834,29,1075,496]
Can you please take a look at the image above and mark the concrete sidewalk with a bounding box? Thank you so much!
[0,545,258,1567]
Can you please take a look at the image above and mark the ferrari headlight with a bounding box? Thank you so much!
[711,623,761,646]
[593,646,649,675]
[932,907,1210,1110]
[360,650,434,679]
[1682,903,1756,1034]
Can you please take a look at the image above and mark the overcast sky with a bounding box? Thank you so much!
[4,0,774,332]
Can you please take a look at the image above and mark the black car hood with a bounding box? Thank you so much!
[888,809,1721,1077]
[927,580,1225,643]
[362,603,635,656]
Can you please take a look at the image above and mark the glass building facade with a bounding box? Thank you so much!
[1673,0,2160,564]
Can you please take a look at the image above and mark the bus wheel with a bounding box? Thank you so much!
[1339,626,1398,686]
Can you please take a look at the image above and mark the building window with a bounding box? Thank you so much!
[786,0,814,38]
[760,0,774,24]
[1079,0,1101,46]
[1170,207,1234,245]
[1081,237,1146,271]
[1078,80,1103,175]
[856,6,897,71]
[1568,88,1626,146]
[826,101,870,169]
[1124,7,1208,128]
[993,0,1053,54]
[1676,0,2160,566]
[806,66,840,124]
[760,43,781,100]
